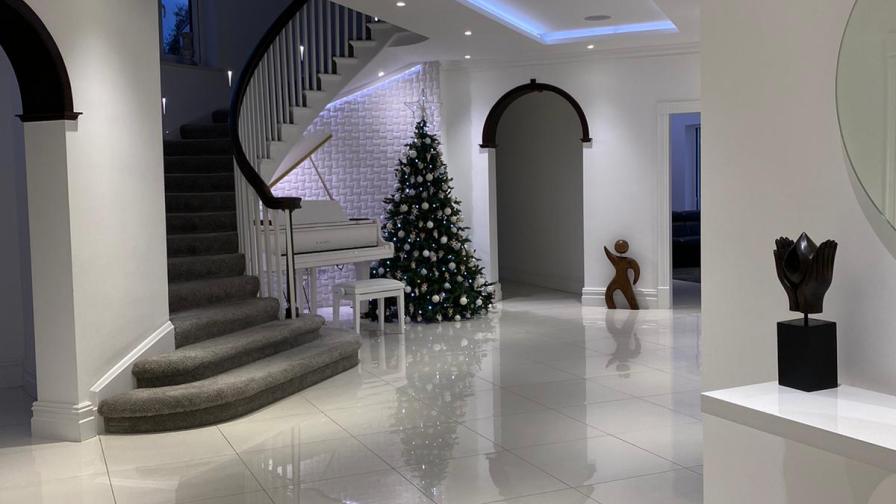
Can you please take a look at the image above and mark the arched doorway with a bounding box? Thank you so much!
[1,0,81,439]
[478,80,591,298]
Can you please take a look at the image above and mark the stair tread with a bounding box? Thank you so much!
[133,316,326,386]
[99,327,360,419]
[170,296,280,347]
[169,275,260,313]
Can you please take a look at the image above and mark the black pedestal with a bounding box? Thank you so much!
[777,318,838,392]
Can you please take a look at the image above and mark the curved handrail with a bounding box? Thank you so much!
[228,0,307,211]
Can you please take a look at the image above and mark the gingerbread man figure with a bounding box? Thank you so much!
[604,240,640,310]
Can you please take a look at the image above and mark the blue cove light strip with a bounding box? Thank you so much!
[458,0,678,45]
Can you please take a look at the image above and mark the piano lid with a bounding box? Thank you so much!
[268,130,333,187]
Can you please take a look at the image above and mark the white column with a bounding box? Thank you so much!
[471,149,502,301]
[24,120,96,442]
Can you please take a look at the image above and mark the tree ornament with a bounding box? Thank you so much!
[423,250,431,258]
[425,174,433,181]
[448,262,457,271]
[476,298,483,306]
[444,207,452,216]
[460,297,468,306]
[422,202,430,210]
[398,230,406,238]
[400,204,408,213]
[405,286,412,293]
[454,315,461,321]
[420,268,428,276]
[440,236,448,244]
[409,150,418,158]
[416,176,423,183]
[378,267,385,275]
[432,294,440,303]
[403,244,411,251]
[426,221,434,229]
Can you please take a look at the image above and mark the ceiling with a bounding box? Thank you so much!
[334,0,700,93]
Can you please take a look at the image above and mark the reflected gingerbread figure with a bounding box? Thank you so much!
[604,240,640,310]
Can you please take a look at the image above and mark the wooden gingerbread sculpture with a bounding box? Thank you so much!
[604,240,640,310]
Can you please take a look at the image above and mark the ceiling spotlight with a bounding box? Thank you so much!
[587,44,595,49]
[396,1,406,6]
[464,30,472,36]
[585,14,612,22]
[464,54,471,59]
[378,71,386,77]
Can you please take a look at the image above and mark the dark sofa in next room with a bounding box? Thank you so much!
[672,210,700,269]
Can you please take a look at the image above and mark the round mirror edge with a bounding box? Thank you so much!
[836,0,896,259]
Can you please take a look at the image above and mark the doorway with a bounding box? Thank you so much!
[495,91,585,296]
[669,112,702,309]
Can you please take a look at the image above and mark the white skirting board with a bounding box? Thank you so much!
[581,287,659,309]
[88,321,175,434]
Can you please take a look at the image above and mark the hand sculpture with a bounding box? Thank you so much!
[773,233,837,317]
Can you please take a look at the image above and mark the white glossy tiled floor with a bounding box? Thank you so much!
[0,283,703,503]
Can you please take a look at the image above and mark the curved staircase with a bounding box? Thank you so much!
[98,114,360,433]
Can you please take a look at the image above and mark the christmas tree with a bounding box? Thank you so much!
[369,95,494,323]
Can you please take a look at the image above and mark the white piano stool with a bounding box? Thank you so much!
[333,279,406,334]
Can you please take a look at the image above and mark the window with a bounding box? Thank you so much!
[159,0,198,63]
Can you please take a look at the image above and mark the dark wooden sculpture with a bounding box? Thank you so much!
[773,232,839,392]
[773,233,838,323]
[604,240,640,310]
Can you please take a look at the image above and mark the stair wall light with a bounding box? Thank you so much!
[299,45,305,60]
[162,97,167,115]
[227,70,233,87]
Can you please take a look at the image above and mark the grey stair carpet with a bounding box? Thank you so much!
[99,112,359,433]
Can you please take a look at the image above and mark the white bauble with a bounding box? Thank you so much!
[408,150,418,158]
[413,250,419,257]
[425,174,433,181]
[400,204,408,213]
[404,285,412,293]
[444,207,452,216]
[440,236,448,244]
[422,250,430,258]
[416,176,423,183]
[398,230,406,238]
[460,297,468,306]
[403,244,411,251]
[443,282,451,289]
[426,221,434,229]
[431,294,440,303]
[456,275,463,282]
[448,262,457,271]
[476,298,483,306]
[424,137,432,144]
[420,268,427,276]
[377,267,385,275]
[436,314,442,321]
[454,315,461,321]
[421,202,430,210]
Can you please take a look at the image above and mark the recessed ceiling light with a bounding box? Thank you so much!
[464,54,471,59]
[396,1,406,6]
[378,71,385,77]
[464,30,472,36]
[585,14,612,22]
[587,44,595,49]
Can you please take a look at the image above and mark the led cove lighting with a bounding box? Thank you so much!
[327,65,423,109]
[457,0,678,44]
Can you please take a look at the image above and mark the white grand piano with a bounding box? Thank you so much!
[270,131,394,315]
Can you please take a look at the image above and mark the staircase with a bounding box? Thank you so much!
[97,112,361,433]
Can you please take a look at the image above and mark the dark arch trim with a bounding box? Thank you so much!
[480,79,591,149]
[0,0,79,122]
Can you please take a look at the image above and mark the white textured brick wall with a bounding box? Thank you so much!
[274,62,442,308]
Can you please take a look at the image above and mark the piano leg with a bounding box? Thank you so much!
[398,293,405,334]
[309,267,318,316]
[378,297,385,333]
[353,298,362,334]
[354,261,371,313]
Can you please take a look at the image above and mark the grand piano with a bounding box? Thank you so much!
[270,131,394,315]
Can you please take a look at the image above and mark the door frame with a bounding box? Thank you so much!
[657,100,701,309]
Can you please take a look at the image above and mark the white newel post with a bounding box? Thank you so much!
[24,120,96,442]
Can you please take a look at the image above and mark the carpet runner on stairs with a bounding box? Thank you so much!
[98,110,360,433]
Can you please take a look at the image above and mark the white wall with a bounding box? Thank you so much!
[0,49,31,392]
[702,0,896,395]
[441,50,701,306]
[670,112,701,212]
[495,91,584,294]
[24,0,169,409]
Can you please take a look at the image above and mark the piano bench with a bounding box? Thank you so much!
[333,279,406,334]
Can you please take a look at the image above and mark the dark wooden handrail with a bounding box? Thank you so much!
[228,0,308,211]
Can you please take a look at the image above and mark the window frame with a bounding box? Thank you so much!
[159,0,202,65]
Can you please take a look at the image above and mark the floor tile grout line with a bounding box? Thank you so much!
[96,436,119,504]
[314,405,440,504]
[216,425,276,504]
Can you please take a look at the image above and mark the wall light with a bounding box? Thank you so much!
[162,97,167,115]
[227,70,233,87]
[300,45,305,60]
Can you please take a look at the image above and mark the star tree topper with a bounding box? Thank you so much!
[405,88,439,123]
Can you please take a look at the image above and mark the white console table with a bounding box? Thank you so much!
[702,382,896,504]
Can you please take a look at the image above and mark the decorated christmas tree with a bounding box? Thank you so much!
[369,92,494,323]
